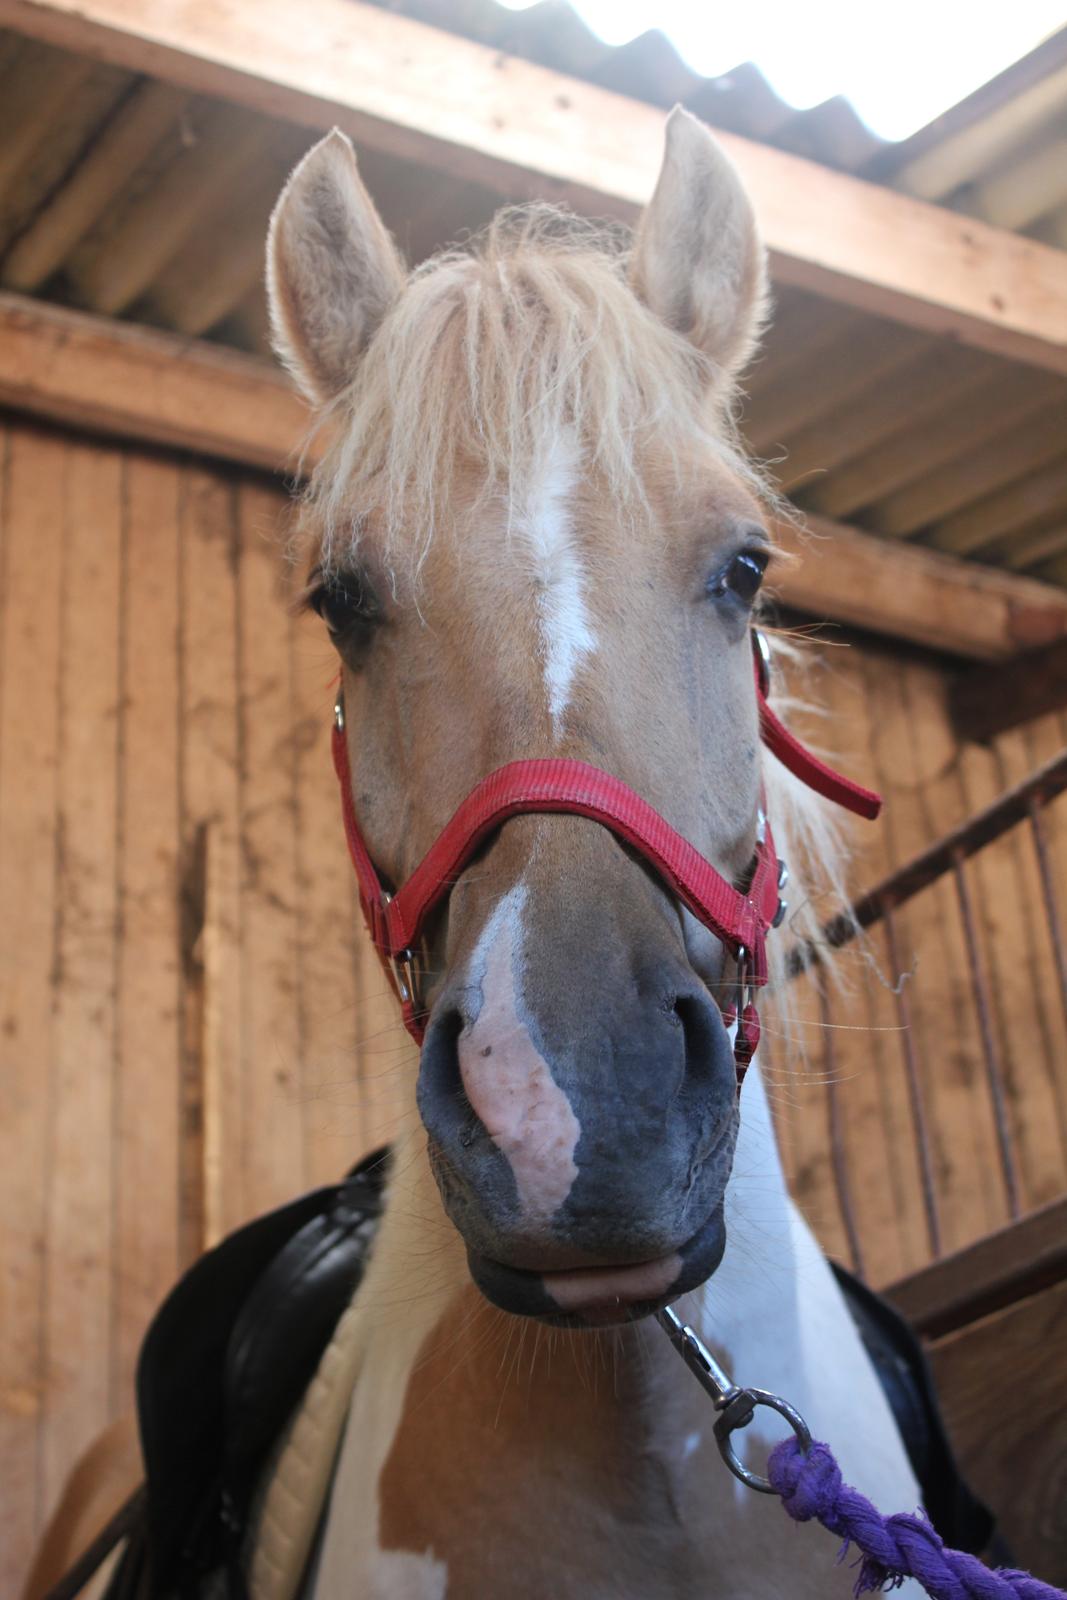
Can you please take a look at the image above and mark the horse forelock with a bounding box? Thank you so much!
[296,203,769,580]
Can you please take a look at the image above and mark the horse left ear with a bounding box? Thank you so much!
[631,107,768,386]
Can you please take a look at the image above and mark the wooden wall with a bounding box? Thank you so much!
[2,413,1066,1591]
[771,639,1067,1288]
[0,417,405,1593]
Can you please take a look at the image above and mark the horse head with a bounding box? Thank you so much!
[268,110,785,1325]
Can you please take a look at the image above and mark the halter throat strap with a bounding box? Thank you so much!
[330,633,881,1063]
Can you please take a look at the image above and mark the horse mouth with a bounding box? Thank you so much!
[465,1202,727,1326]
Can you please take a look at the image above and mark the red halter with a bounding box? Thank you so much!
[330,632,880,1082]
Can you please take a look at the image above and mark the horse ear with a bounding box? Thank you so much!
[631,107,768,386]
[266,129,406,404]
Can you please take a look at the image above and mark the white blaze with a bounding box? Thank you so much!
[458,886,581,1221]
[517,435,596,736]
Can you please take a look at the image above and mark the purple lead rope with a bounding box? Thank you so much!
[767,1437,1065,1600]
[656,1306,1065,1600]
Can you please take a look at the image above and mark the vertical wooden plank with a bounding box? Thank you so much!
[1019,708,1067,1163]
[963,716,1067,1206]
[823,641,927,1285]
[768,643,863,1267]
[290,573,365,1187]
[113,452,182,1402]
[179,465,243,1249]
[200,816,242,1246]
[41,439,122,1526]
[768,961,853,1269]
[235,479,305,1214]
[882,655,1011,1252]
[0,422,64,1591]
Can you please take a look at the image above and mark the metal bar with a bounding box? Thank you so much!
[791,746,1067,971]
[819,980,865,1278]
[883,907,942,1259]
[951,848,1021,1220]
[1026,794,1067,1160]
[1027,795,1067,1040]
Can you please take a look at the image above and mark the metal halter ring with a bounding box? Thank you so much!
[655,1305,812,1495]
[713,1388,813,1494]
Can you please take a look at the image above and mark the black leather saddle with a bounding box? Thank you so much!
[76,1147,992,1598]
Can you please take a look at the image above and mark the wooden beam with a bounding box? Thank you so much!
[885,1195,1067,1339]
[771,512,1067,660]
[2,0,1067,374]
[0,292,310,471]
[2,291,1066,660]
[950,633,1067,741]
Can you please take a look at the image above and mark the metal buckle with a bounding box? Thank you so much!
[735,944,751,1015]
[394,948,417,1007]
[381,892,417,1008]
[753,629,772,697]
[773,857,789,928]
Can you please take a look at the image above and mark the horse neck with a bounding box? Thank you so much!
[299,1060,924,1600]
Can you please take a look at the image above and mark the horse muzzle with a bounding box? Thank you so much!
[417,964,739,1324]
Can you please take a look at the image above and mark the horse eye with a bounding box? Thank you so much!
[308,570,379,639]
[708,550,768,607]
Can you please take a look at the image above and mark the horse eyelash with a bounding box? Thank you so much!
[293,567,327,618]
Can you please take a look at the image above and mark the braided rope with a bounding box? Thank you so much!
[767,1438,1065,1600]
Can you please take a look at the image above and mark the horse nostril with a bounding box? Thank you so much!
[417,1008,489,1149]
[672,989,735,1096]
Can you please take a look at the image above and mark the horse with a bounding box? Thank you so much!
[245,108,924,1600]
[25,107,924,1600]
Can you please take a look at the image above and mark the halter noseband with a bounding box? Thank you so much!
[330,631,881,1085]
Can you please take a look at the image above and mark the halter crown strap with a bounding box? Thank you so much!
[330,631,881,1052]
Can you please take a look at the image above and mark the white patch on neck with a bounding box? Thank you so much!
[688,1063,922,1525]
[517,434,596,737]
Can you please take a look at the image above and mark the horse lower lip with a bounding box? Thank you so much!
[540,1253,683,1313]
[465,1204,727,1323]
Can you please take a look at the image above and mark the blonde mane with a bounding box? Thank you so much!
[300,200,849,1021]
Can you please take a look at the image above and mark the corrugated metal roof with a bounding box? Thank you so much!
[370,0,1067,243]
[369,0,888,171]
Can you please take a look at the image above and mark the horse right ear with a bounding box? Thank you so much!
[266,130,406,405]
[631,107,768,389]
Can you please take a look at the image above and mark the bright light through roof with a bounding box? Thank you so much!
[493,0,1065,140]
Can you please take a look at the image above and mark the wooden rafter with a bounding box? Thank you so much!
[2,292,1066,663]
[2,0,1067,372]
[0,291,308,471]
[771,512,1067,660]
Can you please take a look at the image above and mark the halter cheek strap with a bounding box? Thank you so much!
[330,632,881,1082]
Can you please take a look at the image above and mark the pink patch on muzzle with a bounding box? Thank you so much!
[457,906,580,1225]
